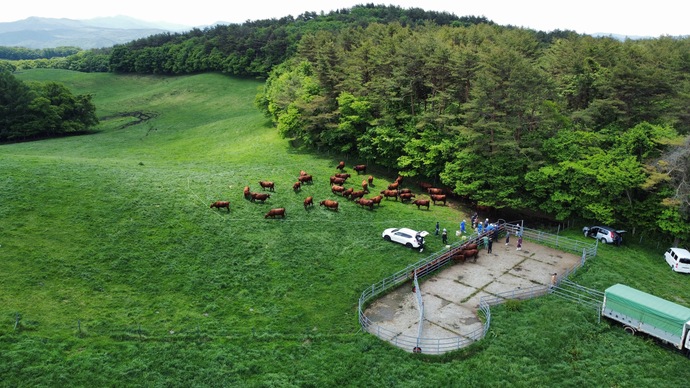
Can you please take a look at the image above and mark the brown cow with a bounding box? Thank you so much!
[430,194,447,205]
[355,198,374,210]
[399,188,412,194]
[399,192,416,202]
[259,180,275,191]
[428,187,444,195]
[368,175,374,185]
[210,201,230,212]
[298,174,313,184]
[369,195,383,206]
[349,190,365,200]
[336,161,345,171]
[362,180,369,193]
[462,249,479,263]
[320,199,339,211]
[334,173,351,179]
[300,170,308,176]
[380,189,399,200]
[304,196,314,210]
[250,192,271,203]
[293,181,301,191]
[419,182,433,190]
[243,186,250,198]
[353,164,367,174]
[330,176,346,185]
[387,182,400,190]
[331,185,345,195]
[412,199,430,210]
[462,243,479,251]
[265,208,286,218]
[342,188,354,198]
[395,175,404,184]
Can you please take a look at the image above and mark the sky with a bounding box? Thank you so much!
[1,1,687,38]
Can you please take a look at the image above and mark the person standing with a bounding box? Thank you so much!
[477,222,483,235]
[487,237,493,253]
[435,221,440,236]
[516,236,523,251]
[442,228,448,245]
[460,219,466,234]
[505,231,511,246]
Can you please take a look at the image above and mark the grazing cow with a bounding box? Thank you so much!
[412,199,430,210]
[387,182,400,190]
[250,192,271,203]
[462,248,479,263]
[320,199,339,211]
[298,174,313,184]
[353,164,367,174]
[336,161,345,171]
[380,189,399,200]
[259,180,275,191]
[330,176,346,185]
[399,192,416,202]
[335,173,351,179]
[243,186,250,198]
[293,181,301,191]
[428,187,444,195]
[331,185,345,195]
[430,194,447,205]
[349,190,366,201]
[210,201,230,212]
[342,188,354,199]
[399,188,412,194]
[304,196,314,210]
[355,198,375,210]
[265,208,286,219]
[368,175,374,185]
[362,180,369,193]
[369,195,383,206]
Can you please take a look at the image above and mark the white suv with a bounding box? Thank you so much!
[664,247,690,273]
[382,228,429,250]
[583,226,625,244]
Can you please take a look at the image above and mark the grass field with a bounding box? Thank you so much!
[2,69,690,387]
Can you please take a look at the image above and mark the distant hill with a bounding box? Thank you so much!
[0,16,192,49]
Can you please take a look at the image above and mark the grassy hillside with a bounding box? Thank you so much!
[1,69,689,387]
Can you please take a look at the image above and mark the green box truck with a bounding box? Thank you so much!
[602,284,690,352]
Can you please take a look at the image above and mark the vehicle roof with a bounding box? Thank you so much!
[593,226,626,233]
[669,247,690,256]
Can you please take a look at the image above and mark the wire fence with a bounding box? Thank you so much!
[358,221,599,354]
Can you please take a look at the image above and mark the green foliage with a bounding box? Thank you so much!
[0,72,98,141]
[259,22,690,243]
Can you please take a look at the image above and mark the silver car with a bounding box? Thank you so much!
[583,226,625,244]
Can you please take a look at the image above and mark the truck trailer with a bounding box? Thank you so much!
[602,284,690,352]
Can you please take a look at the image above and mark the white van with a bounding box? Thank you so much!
[664,248,690,273]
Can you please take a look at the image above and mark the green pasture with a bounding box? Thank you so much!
[1,69,689,387]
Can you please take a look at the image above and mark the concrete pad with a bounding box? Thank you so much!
[363,239,584,354]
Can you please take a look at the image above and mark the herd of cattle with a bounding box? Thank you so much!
[209,161,451,218]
